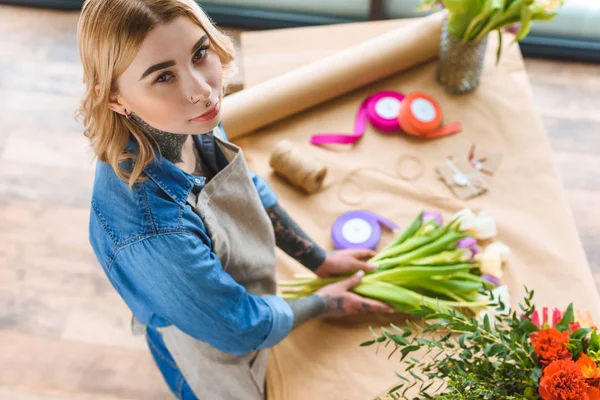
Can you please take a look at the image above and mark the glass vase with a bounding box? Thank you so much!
[437,17,489,95]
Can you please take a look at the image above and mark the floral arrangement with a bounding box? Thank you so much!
[280,209,508,314]
[420,0,564,62]
[364,288,600,400]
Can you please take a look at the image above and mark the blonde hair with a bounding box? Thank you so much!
[76,0,236,188]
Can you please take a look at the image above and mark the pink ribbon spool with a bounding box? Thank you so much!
[310,91,405,145]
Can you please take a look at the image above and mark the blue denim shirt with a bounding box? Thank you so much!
[89,123,294,355]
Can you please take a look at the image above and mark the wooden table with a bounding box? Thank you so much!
[233,18,600,400]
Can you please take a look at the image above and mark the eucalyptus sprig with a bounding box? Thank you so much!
[365,288,545,399]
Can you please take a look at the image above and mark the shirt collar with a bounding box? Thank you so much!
[126,130,216,208]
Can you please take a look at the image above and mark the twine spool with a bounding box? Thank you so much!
[269,140,328,193]
[268,140,448,205]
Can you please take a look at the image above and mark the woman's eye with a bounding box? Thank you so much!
[155,72,173,83]
[192,46,209,63]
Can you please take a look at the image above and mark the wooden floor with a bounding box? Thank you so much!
[0,4,598,399]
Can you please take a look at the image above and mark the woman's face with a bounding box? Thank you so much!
[109,16,223,134]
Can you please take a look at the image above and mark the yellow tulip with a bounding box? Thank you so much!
[535,0,563,11]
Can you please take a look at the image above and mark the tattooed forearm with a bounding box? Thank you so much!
[288,294,354,328]
[266,203,326,271]
[287,295,325,329]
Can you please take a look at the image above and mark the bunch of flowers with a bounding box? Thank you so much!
[365,289,600,399]
[280,209,506,314]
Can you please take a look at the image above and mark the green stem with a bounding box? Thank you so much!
[446,314,536,366]
[377,232,467,269]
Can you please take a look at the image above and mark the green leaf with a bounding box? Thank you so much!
[409,369,424,382]
[531,3,559,20]
[554,303,575,331]
[390,334,410,346]
[458,333,469,349]
[484,314,491,331]
[571,328,592,340]
[484,342,505,357]
[466,0,506,40]
[395,372,410,383]
[444,0,472,14]
[514,5,533,41]
[519,319,540,334]
[360,340,376,347]
[400,345,421,361]
[591,329,600,351]
[388,383,405,393]
[411,306,435,318]
[369,326,378,337]
[496,29,503,65]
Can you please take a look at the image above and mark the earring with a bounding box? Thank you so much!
[125,110,131,120]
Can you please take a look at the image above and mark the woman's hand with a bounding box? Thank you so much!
[313,248,378,278]
[315,270,395,317]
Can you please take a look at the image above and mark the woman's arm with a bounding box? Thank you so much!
[287,270,395,329]
[111,232,293,355]
[266,203,326,271]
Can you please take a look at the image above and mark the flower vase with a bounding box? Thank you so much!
[437,17,489,95]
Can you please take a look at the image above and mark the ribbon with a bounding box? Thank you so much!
[310,90,461,145]
[310,91,405,145]
[331,210,398,250]
[398,92,462,138]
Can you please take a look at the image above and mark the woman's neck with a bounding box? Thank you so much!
[130,113,189,164]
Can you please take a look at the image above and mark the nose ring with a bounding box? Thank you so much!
[206,101,211,108]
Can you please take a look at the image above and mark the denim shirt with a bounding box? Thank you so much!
[89,123,293,355]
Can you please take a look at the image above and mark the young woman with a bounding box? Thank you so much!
[77,0,394,398]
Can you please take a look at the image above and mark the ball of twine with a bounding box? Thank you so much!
[268,139,448,205]
[269,140,328,194]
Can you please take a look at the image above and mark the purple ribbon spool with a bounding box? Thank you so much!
[332,210,399,250]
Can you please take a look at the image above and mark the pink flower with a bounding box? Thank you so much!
[530,307,585,331]
[531,307,566,328]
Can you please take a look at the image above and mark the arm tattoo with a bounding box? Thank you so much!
[266,203,326,271]
[288,294,350,328]
[288,295,324,329]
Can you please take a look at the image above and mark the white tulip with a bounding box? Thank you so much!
[452,208,477,231]
[473,212,497,240]
[485,242,511,262]
[478,250,504,278]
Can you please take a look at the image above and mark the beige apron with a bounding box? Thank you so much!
[150,132,278,399]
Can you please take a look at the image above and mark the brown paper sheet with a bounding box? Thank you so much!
[221,14,444,140]
[230,16,600,400]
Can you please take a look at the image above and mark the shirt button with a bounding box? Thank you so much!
[194,178,202,185]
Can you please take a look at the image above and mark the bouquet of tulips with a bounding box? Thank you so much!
[281,208,510,314]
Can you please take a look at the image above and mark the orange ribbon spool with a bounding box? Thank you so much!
[398,92,462,139]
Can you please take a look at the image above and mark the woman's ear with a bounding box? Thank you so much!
[97,84,128,116]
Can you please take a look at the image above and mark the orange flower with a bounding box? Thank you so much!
[579,353,600,380]
[530,328,572,366]
[539,359,589,400]
[590,386,600,400]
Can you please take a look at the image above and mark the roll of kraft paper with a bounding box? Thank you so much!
[398,92,462,138]
[310,91,405,145]
[332,210,398,250]
[221,13,444,140]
